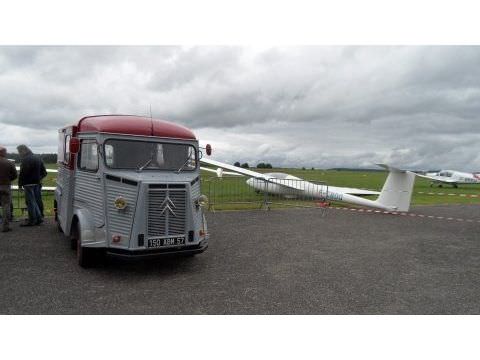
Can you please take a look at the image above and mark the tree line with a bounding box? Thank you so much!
[233,162,273,169]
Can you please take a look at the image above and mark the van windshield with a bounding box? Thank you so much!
[104,139,197,171]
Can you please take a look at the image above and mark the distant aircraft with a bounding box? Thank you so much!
[415,170,480,188]
[200,157,417,212]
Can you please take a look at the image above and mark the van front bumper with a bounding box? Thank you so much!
[106,241,208,259]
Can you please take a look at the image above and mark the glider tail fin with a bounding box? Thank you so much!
[374,164,416,212]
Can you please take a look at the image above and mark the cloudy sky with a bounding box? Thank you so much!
[0,46,479,170]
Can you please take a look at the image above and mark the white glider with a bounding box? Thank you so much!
[200,166,243,177]
[200,158,416,212]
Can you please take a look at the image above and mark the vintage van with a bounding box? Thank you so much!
[55,115,209,267]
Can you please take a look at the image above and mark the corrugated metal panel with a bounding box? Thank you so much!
[56,166,69,186]
[168,190,186,234]
[191,180,200,199]
[106,180,138,240]
[74,171,104,227]
[57,165,75,233]
[148,188,186,237]
[191,181,203,231]
[148,191,166,236]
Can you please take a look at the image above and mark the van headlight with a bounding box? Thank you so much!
[114,196,128,210]
[195,195,208,208]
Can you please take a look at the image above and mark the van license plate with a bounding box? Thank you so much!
[148,237,185,248]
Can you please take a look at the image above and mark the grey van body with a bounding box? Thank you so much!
[55,116,208,266]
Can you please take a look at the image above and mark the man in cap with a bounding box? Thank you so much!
[0,146,18,232]
[17,145,47,226]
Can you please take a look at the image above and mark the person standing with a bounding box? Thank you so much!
[17,145,47,226]
[0,146,18,232]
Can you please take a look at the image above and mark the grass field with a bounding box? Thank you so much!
[8,164,480,217]
[201,167,480,210]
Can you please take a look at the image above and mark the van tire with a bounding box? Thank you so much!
[54,201,63,233]
[70,231,77,250]
[72,222,94,268]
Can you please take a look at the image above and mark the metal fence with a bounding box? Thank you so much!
[1,188,55,220]
[204,176,329,215]
[3,178,330,219]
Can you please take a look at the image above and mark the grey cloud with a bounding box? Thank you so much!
[0,46,480,171]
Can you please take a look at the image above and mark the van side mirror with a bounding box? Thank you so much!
[69,137,80,154]
[206,144,212,156]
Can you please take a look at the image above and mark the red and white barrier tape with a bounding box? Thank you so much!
[328,205,480,223]
[364,189,480,198]
[416,191,479,198]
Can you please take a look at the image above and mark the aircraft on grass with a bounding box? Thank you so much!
[200,157,417,212]
[415,170,480,188]
[200,166,243,177]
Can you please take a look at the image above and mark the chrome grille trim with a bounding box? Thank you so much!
[147,187,187,237]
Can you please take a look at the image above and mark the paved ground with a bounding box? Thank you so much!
[1,205,479,314]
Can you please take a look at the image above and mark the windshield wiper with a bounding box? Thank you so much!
[176,156,193,174]
[137,154,155,172]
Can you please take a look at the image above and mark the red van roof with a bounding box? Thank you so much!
[76,115,196,140]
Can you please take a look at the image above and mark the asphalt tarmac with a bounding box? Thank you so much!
[1,205,479,314]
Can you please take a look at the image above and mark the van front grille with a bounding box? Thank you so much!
[147,188,187,237]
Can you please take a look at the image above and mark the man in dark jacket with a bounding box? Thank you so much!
[17,145,47,226]
[0,146,18,232]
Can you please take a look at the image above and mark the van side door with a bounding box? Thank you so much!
[74,139,105,228]
[56,128,75,234]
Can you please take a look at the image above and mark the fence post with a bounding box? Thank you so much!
[263,180,270,211]
[207,179,215,213]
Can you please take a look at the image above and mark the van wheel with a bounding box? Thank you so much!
[54,201,62,233]
[56,219,63,233]
[72,222,94,268]
[70,228,77,250]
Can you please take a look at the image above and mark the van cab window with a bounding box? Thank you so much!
[58,132,66,163]
[79,140,99,171]
[104,139,196,171]
[64,135,71,165]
